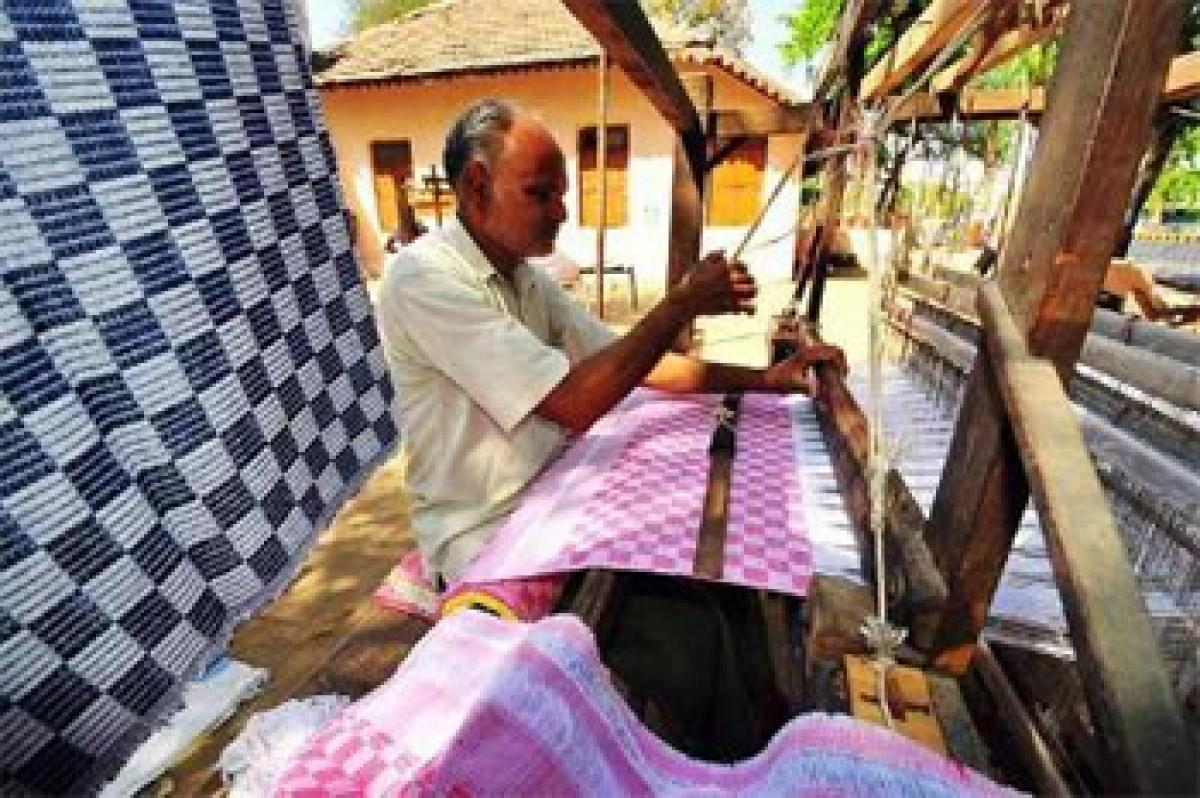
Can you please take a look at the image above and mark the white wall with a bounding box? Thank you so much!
[319,63,804,286]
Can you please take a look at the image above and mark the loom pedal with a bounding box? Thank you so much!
[844,654,948,755]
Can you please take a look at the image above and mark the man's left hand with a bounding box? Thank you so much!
[764,344,848,394]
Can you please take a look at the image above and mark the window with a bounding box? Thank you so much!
[707,136,767,227]
[578,124,629,228]
[371,140,413,232]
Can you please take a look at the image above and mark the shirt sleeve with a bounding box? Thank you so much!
[532,269,617,363]
[380,262,570,434]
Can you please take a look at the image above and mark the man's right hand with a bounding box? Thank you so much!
[671,251,758,317]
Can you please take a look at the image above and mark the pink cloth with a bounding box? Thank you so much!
[440,572,565,622]
[276,611,1020,796]
[464,390,813,597]
[374,550,439,621]
[374,549,565,622]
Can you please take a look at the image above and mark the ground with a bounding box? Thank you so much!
[161,267,872,794]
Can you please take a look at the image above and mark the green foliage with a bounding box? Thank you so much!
[348,0,435,33]
[779,0,843,67]
[970,42,1058,90]
[1149,127,1200,211]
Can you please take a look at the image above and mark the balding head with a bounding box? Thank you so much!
[443,98,519,191]
[447,100,567,273]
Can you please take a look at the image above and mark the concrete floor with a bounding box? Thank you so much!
[162,267,872,794]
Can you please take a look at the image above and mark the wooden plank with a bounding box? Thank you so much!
[846,654,947,754]
[561,0,699,133]
[711,107,811,137]
[930,7,1066,93]
[1163,49,1200,101]
[861,0,992,100]
[926,0,1183,671]
[693,394,740,579]
[974,283,1192,795]
[973,641,1073,797]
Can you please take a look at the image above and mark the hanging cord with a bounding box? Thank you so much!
[850,107,908,731]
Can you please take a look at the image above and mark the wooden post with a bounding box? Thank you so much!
[596,51,609,319]
[807,107,849,324]
[668,74,710,352]
[974,284,1192,795]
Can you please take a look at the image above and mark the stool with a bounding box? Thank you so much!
[579,263,638,310]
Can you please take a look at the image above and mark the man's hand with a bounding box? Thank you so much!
[672,251,757,317]
[764,343,848,394]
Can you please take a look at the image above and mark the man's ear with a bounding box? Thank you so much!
[460,158,491,213]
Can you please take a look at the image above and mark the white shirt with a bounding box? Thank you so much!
[375,219,615,580]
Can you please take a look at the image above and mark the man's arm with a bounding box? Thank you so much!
[535,253,755,433]
[535,254,848,433]
[642,344,848,395]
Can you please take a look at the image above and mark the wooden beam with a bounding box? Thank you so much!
[561,0,699,133]
[1164,49,1200,102]
[861,0,992,100]
[889,87,1046,123]
[711,107,811,137]
[930,14,1065,94]
[974,284,1192,795]
[894,49,1200,121]
[973,641,1073,798]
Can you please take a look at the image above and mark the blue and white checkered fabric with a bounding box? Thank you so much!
[0,2,399,793]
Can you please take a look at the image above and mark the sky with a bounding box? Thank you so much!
[302,0,814,97]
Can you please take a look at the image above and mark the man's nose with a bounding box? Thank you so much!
[551,195,567,222]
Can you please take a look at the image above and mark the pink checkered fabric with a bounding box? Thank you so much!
[551,393,715,574]
[275,612,1021,796]
[724,393,813,594]
[462,390,814,599]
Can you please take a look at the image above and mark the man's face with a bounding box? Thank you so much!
[473,117,568,260]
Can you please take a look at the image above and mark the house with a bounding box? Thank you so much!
[314,0,808,292]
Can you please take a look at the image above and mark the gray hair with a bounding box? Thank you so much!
[443,98,519,189]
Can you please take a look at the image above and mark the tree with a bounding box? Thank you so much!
[642,0,752,54]
[779,0,843,69]
[348,0,435,33]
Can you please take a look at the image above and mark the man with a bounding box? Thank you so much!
[375,98,845,585]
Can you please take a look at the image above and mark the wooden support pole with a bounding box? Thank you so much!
[561,0,699,133]
[974,284,1192,795]
[667,74,710,352]
[595,51,609,319]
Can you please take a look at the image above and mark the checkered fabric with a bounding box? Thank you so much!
[557,393,716,573]
[0,2,398,794]
[724,394,813,594]
[462,390,814,597]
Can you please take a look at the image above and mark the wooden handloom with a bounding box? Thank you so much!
[556,2,1197,795]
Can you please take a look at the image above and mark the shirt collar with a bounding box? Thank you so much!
[444,216,528,285]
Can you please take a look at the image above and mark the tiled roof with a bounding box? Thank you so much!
[316,0,802,108]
